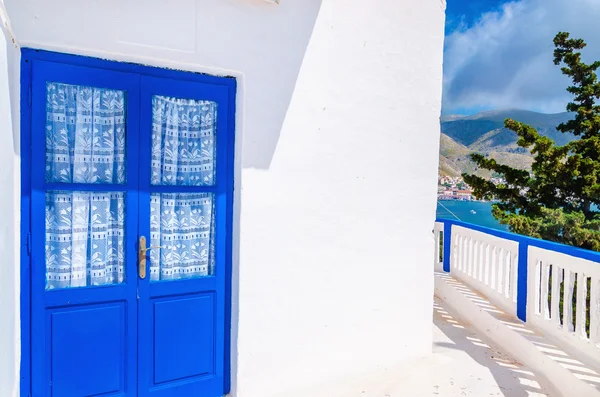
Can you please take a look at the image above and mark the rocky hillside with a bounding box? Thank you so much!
[439,109,575,177]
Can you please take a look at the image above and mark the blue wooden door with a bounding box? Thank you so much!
[30,60,141,397]
[26,54,233,397]
[136,77,230,397]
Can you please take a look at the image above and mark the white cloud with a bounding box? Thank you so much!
[443,0,600,114]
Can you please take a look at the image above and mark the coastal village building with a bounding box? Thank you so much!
[455,190,474,199]
[0,1,446,396]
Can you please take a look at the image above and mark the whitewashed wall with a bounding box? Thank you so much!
[4,1,446,396]
[0,2,21,396]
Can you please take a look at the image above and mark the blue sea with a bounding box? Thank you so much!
[436,200,508,231]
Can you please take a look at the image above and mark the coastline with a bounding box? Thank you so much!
[436,200,506,231]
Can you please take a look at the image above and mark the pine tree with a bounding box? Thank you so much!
[463,32,600,251]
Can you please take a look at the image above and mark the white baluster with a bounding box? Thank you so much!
[484,243,491,286]
[490,246,497,291]
[512,252,519,303]
[451,231,457,269]
[551,265,561,326]
[497,248,505,296]
[468,238,474,277]
[563,270,575,333]
[479,241,485,282]
[575,272,588,339]
[455,235,464,270]
[534,259,541,316]
[434,229,440,267]
[541,262,550,320]
[504,250,511,299]
[590,276,599,344]
[473,238,478,278]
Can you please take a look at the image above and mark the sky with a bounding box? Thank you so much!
[443,0,600,115]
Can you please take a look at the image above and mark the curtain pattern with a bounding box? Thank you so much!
[151,96,217,186]
[45,191,125,289]
[45,82,126,184]
[44,82,127,290]
[149,193,215,281]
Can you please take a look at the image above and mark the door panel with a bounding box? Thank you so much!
[153,293,215,384]
[137,76,229,397]
[49,303,127,396]
[30,61,140,397]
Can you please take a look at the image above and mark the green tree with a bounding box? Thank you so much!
[463,32,600,251]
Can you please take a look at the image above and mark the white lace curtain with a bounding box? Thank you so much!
[45,191,125,289]
[45,83,126,184]
[44,83,126,289]
[149,193,214,281]
[149,96,217,281]
[151,96,217,186]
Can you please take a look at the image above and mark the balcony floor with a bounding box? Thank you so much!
[422,298,553,397]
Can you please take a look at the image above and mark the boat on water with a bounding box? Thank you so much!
[470,210,477,214]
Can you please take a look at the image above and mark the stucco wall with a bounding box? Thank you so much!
[4,0,445,396]
[0,2,20,396]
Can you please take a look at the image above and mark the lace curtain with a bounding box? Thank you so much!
[45,83,126,184]
[149,96,217,281]
[151,96,217,186]
[45,191,125,289]
[149,193,215,281]
[44,83,127,289]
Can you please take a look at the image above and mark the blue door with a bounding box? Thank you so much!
[25,53,234,397]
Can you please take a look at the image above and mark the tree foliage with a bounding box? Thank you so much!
[463,32,600,251]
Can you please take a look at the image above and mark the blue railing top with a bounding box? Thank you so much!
[436,218,600,264]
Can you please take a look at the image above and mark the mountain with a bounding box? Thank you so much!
[441,109,574,147]
[439,109,575,178]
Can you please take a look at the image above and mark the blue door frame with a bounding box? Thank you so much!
[20,49,236,397]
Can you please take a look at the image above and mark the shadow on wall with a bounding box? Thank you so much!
[224,1,325,396]
[239,0,324,169]
[3,0,324,170]
[1,6,19,156]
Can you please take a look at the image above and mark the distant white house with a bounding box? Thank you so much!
[0,1,445,396]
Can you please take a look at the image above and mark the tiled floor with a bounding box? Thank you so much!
[280,296,554,397]
[428,297,552,396]
[333,297,553,396]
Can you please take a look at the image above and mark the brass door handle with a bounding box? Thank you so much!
[138,236,163,279]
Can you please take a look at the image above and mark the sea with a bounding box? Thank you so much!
[436,200,508,231]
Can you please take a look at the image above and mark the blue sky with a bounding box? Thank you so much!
[443,0,600,115]
[445,0,506,35]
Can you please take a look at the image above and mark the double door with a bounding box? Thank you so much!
[26,58,233,397]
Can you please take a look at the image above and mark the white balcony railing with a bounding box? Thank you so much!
[528,246,600,358]
[434,221,444,267]
[450,225,519,316]
[435,219,600,365]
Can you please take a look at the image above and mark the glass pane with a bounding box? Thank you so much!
[150,193,215,281]
[46,82,126,184]
[45,191,125,289]
[151,95,217,186]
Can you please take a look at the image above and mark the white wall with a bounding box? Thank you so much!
[0,2,20,397]
[5,0,445,396]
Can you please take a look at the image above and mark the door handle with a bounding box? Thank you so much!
[138,236,163,279]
